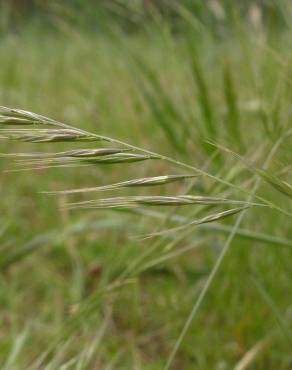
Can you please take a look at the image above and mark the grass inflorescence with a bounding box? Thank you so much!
[0,3,292,369]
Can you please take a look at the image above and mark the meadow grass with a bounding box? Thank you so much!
[0,4,292,369]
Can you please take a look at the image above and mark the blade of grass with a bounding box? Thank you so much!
[252,276,292,345]
[223,61,243,147]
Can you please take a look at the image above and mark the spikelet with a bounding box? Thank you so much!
[65,196,253,210]
[46,174,197,195]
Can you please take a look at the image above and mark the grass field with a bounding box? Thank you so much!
[0,3,292,369]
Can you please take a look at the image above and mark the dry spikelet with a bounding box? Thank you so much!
[65,195,253,210]
[0,148,128,159]
[143,206,250,238]
[1,128,99,143]
[0,116,35,125]
[0,106,61,126]
[5,153,157,172]
[46,174,198,195]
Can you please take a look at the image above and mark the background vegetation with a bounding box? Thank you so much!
[0,1,291,369]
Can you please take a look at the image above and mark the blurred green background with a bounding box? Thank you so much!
[0,1,291,369]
